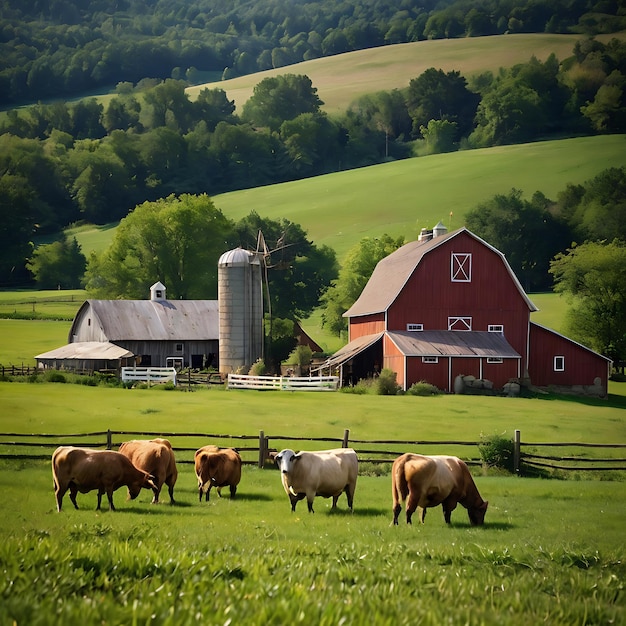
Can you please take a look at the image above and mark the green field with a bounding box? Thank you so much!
[0,383,625,624]
[68,135,626,263]
[189,33,626,115]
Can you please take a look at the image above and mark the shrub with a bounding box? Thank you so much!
[407,380,441,396]
[478,432,514,472]
[340,378,373,394]
[375,368,399,395]
[248,359,266,376]
[45,370,66,383]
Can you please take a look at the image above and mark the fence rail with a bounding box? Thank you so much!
[121,367,177,385]
[1,429,624,475]
[227,373,339,391]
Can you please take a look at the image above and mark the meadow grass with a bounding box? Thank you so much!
[189,33,626,115]
[1,377,624,624]
[0,455,624,624]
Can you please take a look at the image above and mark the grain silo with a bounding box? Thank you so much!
[218,247,264,375]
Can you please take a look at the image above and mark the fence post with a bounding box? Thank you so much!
[107,429,112,450]
[514,429,521,475]
[258,430,265,468]
[342,429,350,448]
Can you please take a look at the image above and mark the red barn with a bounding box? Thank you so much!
[322,225,611,396]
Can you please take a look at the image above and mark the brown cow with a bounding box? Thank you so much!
[392,453,488,526]
[118,438,178,504]
[194,445,241,502]
[51,446,157,512]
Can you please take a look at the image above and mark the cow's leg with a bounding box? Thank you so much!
[442,498,457,524]
[331,494,339,509]
[168,482,176,504]
[216,486,223,498]
[205,486,212,502]
[418,506,427,524]
[69,483,79,510]
[392,503,402,525]
[229,484,237,499]
[344,483,355,511]
[55,483,68,512]
[106,489,116,511]
[405,493,419,525]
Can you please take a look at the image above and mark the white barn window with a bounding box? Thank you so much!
[422,356,438,364]
[554,356,565,371]
[487,357,503,364]
[488,324,504,333]
[451,253,472,282]
[448,316,472,331]
[407,323,423,331]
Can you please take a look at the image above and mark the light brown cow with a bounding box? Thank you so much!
[118,438,178,504]
[51,446,157,512]
[392,453,488,526]
[194,445,242,502]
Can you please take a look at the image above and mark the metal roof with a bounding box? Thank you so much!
[319,332,384,369]
[387,330,521,359]
[344,227,537,318]
[71,300,219,341]
[36,342,134,360]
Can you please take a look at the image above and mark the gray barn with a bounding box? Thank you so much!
[68,282,219,369]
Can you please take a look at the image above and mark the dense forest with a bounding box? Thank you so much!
[1,0,624,106]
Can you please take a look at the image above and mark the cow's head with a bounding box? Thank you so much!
[128,474,157,500]
[468,500,488,526]
[274,449,297,474]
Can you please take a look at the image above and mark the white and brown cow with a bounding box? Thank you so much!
[51,446,157,512]
[118,438,178,504]
[194,445,242,502]
[274,448,358,513]
[391,453,488,526]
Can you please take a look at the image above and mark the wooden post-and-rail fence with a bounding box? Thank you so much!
[0,429,625,475]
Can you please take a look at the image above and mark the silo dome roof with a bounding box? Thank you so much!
[219,247,253,267]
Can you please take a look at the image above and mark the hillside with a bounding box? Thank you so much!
[189,33,626,115]
[211,135,626,261]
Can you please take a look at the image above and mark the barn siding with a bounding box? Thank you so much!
[349,314,385,341]
[386,232,532,368]
[406,356,449,392]
[528,324,609,394]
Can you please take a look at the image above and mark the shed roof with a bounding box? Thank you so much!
[36,342,134,360]
[387,330,521,359]
[319,332,384,369]
[344,227,537,318]
[70,300,219,342]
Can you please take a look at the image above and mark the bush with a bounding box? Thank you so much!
[340,378,374,394]
[407,380,441,396]
[478,432,514,472]
[375,368,399,395]
[45,370,66,383]
[248,359,266,376]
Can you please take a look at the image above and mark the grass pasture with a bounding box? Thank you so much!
[0,383,625,625]
[189,33,626,115]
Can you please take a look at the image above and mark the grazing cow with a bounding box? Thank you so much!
[274,448,358,513]
[51,446,157,512]
[194,445,242,502]
[391,453,488,526]
[118,438,178,504]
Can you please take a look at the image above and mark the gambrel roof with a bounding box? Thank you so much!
[69,299,219,342]
[344,227,537,318]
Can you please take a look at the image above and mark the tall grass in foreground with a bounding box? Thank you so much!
[0,461,624,625]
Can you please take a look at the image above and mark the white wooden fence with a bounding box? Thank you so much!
[121,367,177,385]
[227,373,339,391]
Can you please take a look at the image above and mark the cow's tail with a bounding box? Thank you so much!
[391,456,409,506]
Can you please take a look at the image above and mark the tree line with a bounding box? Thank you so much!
[1,0,622,106]
[2,37,625,286]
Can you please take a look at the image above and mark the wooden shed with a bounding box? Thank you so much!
[320,225,611,396]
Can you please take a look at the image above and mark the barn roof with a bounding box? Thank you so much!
[387,330,520,359]
[70,300,219,342]
[36,342,134,360]
[344,227,537,318]
[320,332,384,369]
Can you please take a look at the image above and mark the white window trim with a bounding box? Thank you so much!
[407,323,423,332]
[422,356,438,364]
[554,356,565,372]
[448,316,472,331]
[487,357,503,364]
[451,253,472,282]
[488,324,504,333]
